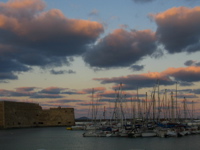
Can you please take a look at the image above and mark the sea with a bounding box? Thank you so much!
[0,127,200,150]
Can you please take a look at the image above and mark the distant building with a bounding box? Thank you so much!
[0,101,75,129]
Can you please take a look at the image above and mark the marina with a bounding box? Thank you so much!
[76,83,200,139]
[1,127,200,150]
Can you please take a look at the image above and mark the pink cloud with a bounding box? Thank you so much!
[150,6,200,53]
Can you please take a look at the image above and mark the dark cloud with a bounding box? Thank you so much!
[16,87,37,92]
[40,103,71,108]
[184,60,196,66]
[62,90,82,95]
[78,103,104,106]
[94,66,200,90]
[0,89,33,97]
[50,69,76,75]
[0,72,18,80]
[0,58,30,80]
[193,89,200,94]
[48,99,84,103]
[184,60,200,66]
[179,81,194,87]
[152,7,200,53]
[99,99,116,103]
[30,93,64,99]
[98,90,140,99]
[180,100,199,104]
[132,0,155,3]
[0,98,18,102]
[95,74,174,90]
[177,94,198,99]
[0,58,30,73]
[180,89,200,95]
[129,65,144,71]
[0,0,103,81]
[164,66,200,83]
[83,29,157,68]
[81,87,106,94]
[39,87,66,94]
[0,87,68,98]
[98,92,116,98]
[196,62,200,66]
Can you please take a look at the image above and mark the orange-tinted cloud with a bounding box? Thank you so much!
[151,6,200,53]
[162,66,200,82]
[39,87,66,94]
[94,66,200,90]
[0,0,104,80]
[84,28,157,68]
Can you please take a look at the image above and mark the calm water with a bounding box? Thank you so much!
[0,127,200,150]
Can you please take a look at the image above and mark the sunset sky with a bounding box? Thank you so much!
[0,0,200,119]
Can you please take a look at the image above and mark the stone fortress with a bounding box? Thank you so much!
[0,101,75,129]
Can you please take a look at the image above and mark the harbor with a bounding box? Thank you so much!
[1,127,200,150]
[68,119,200,138]
[69,83,200,139]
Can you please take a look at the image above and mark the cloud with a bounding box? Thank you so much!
[83,28,157,68]
[88,9,99,16]
[98,90,139,99]
[62,90,84,95]
[97,90,117,98]
[94,71,174,90]
[48,99,84,103]
[177,89,192,94]
[81,87,106,94]
[50,69,76,75]
[163,66,200,83]
[0,86,66,98]
[94,66,200,90]
[0,58,31,80]
[78,102,104,106]
[177,93,198,99]
[129,65,144,71]
[16,87,37,92]
[184,60,200,66]
[0,89,33,97]
[30,93,64,99]
[0,0,104,81]
[40,103,72,108]
[0,72,18,80]
[151,6,200,53]
[132,0,155,3]
[39,87,66,94]
[184,60,196,66]
[0,98,18,102]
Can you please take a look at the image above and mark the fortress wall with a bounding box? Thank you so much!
[0,102,4,128]
[37,107,75,127]
[3,101,42,128]
[0,101,75,129]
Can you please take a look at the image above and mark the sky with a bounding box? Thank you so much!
[0,0,200,119]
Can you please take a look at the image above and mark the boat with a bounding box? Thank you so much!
[83,130,106,137]
[141,130,157,137]
[166,129,178,137]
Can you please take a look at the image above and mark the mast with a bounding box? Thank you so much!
[145,92,148,121]
[91,88,95,122]
[175,82,178,121]
[171,91,175,122]
[192,101,194,121]
[164,89,167,120]
[152,85,156,121]
[119,83,124,127]
[183,97,187,120]
[137,87,140,119]
[157,80,160,121]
